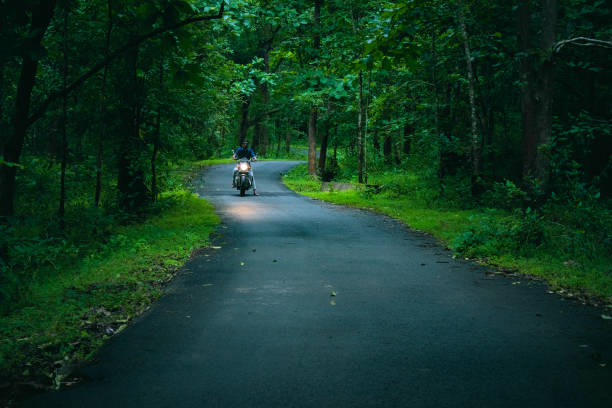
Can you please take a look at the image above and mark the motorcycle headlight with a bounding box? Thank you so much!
[239,162,249,171]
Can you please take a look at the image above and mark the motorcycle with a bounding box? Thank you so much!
[233,157,254,197]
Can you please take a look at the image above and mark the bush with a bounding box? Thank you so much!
[451,208,546,258]
[482,180,527,209]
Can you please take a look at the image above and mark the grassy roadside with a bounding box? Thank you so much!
[0,164,220,401]
[283,164,612,304]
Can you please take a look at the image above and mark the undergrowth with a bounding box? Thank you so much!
[0,159,220,400]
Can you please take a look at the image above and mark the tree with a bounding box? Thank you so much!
[518,0,558,189]
[0,1,225,218]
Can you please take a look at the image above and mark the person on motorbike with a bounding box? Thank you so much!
[232,140,258,196]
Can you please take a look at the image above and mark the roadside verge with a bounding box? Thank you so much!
[282,164,612,307]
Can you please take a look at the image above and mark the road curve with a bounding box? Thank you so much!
[23,161,612,407]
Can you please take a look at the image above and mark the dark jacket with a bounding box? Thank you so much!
[235,147,256,159]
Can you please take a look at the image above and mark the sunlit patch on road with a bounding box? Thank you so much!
[225,203,260,219]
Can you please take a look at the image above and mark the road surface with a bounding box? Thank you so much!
[22,161,612,407]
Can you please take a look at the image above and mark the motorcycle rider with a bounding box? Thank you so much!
[232,140,258,196]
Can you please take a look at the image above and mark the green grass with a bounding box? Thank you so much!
[193,158,235,166]
[0,191,219,391]
[283,164,612,303]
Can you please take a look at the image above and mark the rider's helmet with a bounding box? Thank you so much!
[241,140,248,148]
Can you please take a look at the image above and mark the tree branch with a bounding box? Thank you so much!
[553,36,612,53]
[28,2,225,126]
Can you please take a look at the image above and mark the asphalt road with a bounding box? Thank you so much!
[22,161,612,407]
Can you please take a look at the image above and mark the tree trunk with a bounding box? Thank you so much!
[357,70,364,183]
[59,7,69,230]
[0,0,57,218]
[308,0,322,175]
[364,70,371,184]
[394,127,402,165]
[95,0,113,208]
[275,120,281,157]
[457,0,481,190]
[319,119,329,173]
[319,101,331,172]
[431,30,444,191]
[518,0,536,182]
[117,44,148,212]
[152,55,163,202]
[518,0,558,188]
[383,134,392,163]
[534,0,557,186]
[259,48,270,156]
[308,109,317,175]
[285,119,291,154]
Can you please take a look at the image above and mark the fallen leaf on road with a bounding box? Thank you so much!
[202,283,214,287]
[601,314,612,320]
[512,281,521,285]
[186,315,191,319]
[600,363,607,367]
[330,291,337,297]
[240,262,245,266]
[211,246,222,249]
[330,300,336,306]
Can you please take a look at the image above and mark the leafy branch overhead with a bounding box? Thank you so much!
[28,2,227,126]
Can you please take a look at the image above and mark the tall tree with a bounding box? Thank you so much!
[0,0,57,219]
[308,0,322,175]
[518,0,558,188]
[456,0,481,191]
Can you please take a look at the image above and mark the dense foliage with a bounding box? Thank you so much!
[1,0,611,331]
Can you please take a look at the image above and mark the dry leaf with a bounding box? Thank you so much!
[211,246,222,249]
[330,300,336,306]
